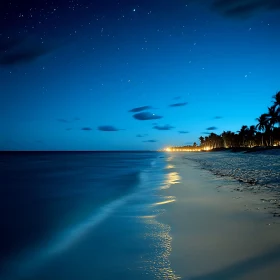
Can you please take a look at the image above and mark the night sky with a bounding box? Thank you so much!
[1,0,280,151]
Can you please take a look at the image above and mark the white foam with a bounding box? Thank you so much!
[2,160,165,280]
[2,194,133,280]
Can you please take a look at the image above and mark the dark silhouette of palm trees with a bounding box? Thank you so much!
[238,125,249,147]
[272,91,280,110]
[272,91,280,127]
[173,90,280,151]
[256,114,268,146]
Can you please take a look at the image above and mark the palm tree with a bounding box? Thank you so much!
[199,136,205,148]
[272,91,280,110]
[266,106,280,145]
[238,125,249,147]
[256,114,268,146]
[248,125,256,147]
[267,106,279,127]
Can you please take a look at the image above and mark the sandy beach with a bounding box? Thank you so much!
[159,153,280,280]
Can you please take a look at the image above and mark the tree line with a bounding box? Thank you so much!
[199,92,280,149]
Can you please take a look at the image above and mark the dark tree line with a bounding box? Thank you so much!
[199,92,280,149]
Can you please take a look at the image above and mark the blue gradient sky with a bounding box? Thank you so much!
[1,0,280,150]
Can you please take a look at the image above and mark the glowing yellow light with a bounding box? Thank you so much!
[165,164,175,169]
[165,147,171,152]
[138,215,156,219]
[154,199,176,206]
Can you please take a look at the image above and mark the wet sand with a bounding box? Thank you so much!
[159,154,280,280]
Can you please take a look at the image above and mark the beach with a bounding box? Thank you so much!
[158,152,280,280]
[1,151,280,280]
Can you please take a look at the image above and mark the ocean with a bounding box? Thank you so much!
[0,152,180,280]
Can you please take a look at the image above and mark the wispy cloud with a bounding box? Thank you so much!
[0,37,63,66]
[206,126,218,130]
[169,102,188,107]
[0,37,24,52]
[0,47,51,66]
[81,127,92,131]
[211,0,280,18]
[178,131,189,134]
[57,117,80,123]
[133,112,163,120]
[153,124,174,130]
[143,140,157,143]
[98,125,123,131]
[136,134,148,137]
[128,106,152,112]
[214,116,223,119]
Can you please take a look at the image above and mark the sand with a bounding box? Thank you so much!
[158,153,280,280]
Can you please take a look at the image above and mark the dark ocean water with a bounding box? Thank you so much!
[0,152,179,280]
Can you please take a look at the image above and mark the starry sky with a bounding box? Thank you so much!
[1,0,280,151]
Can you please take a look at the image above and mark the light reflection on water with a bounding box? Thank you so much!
[165,164,175,169]
[161,170,181,190]
[136,157,182,279]
[139,215,181,280]
[153,197,176,206]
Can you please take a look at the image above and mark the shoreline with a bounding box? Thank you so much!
[158,154,280,280]
[206,146,280,153]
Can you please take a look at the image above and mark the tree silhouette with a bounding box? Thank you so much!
[170,91,280,150]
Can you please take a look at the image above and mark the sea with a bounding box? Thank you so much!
[0,151,180,280]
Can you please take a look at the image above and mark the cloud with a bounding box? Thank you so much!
[0,47,50,66]
[211,0,280,18]
[143,140,157,143]
[178,131,189,134]
[206,126,218,130]
[66,128,72,131]
[98,125,123,131]
[57,118,80,123]
[57,118,70,123]
[133,112,163,120]
[81,127,92,131]
[0,37,62,66]
[214,116,223,119]
[0,37,24,52]
[128,106,152,112]
[153,124,174,130]
[136,134,148,137]
[169,102,188,107]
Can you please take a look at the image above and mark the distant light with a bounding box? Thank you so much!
[133,8,136,12]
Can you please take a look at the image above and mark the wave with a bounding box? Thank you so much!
[0,163,161,280]
[1,189,136,280]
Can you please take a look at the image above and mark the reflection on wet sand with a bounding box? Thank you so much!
[153,197,176,206]
[161,163,181,190]
[136,158,182,279]
[140,215,181,280]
